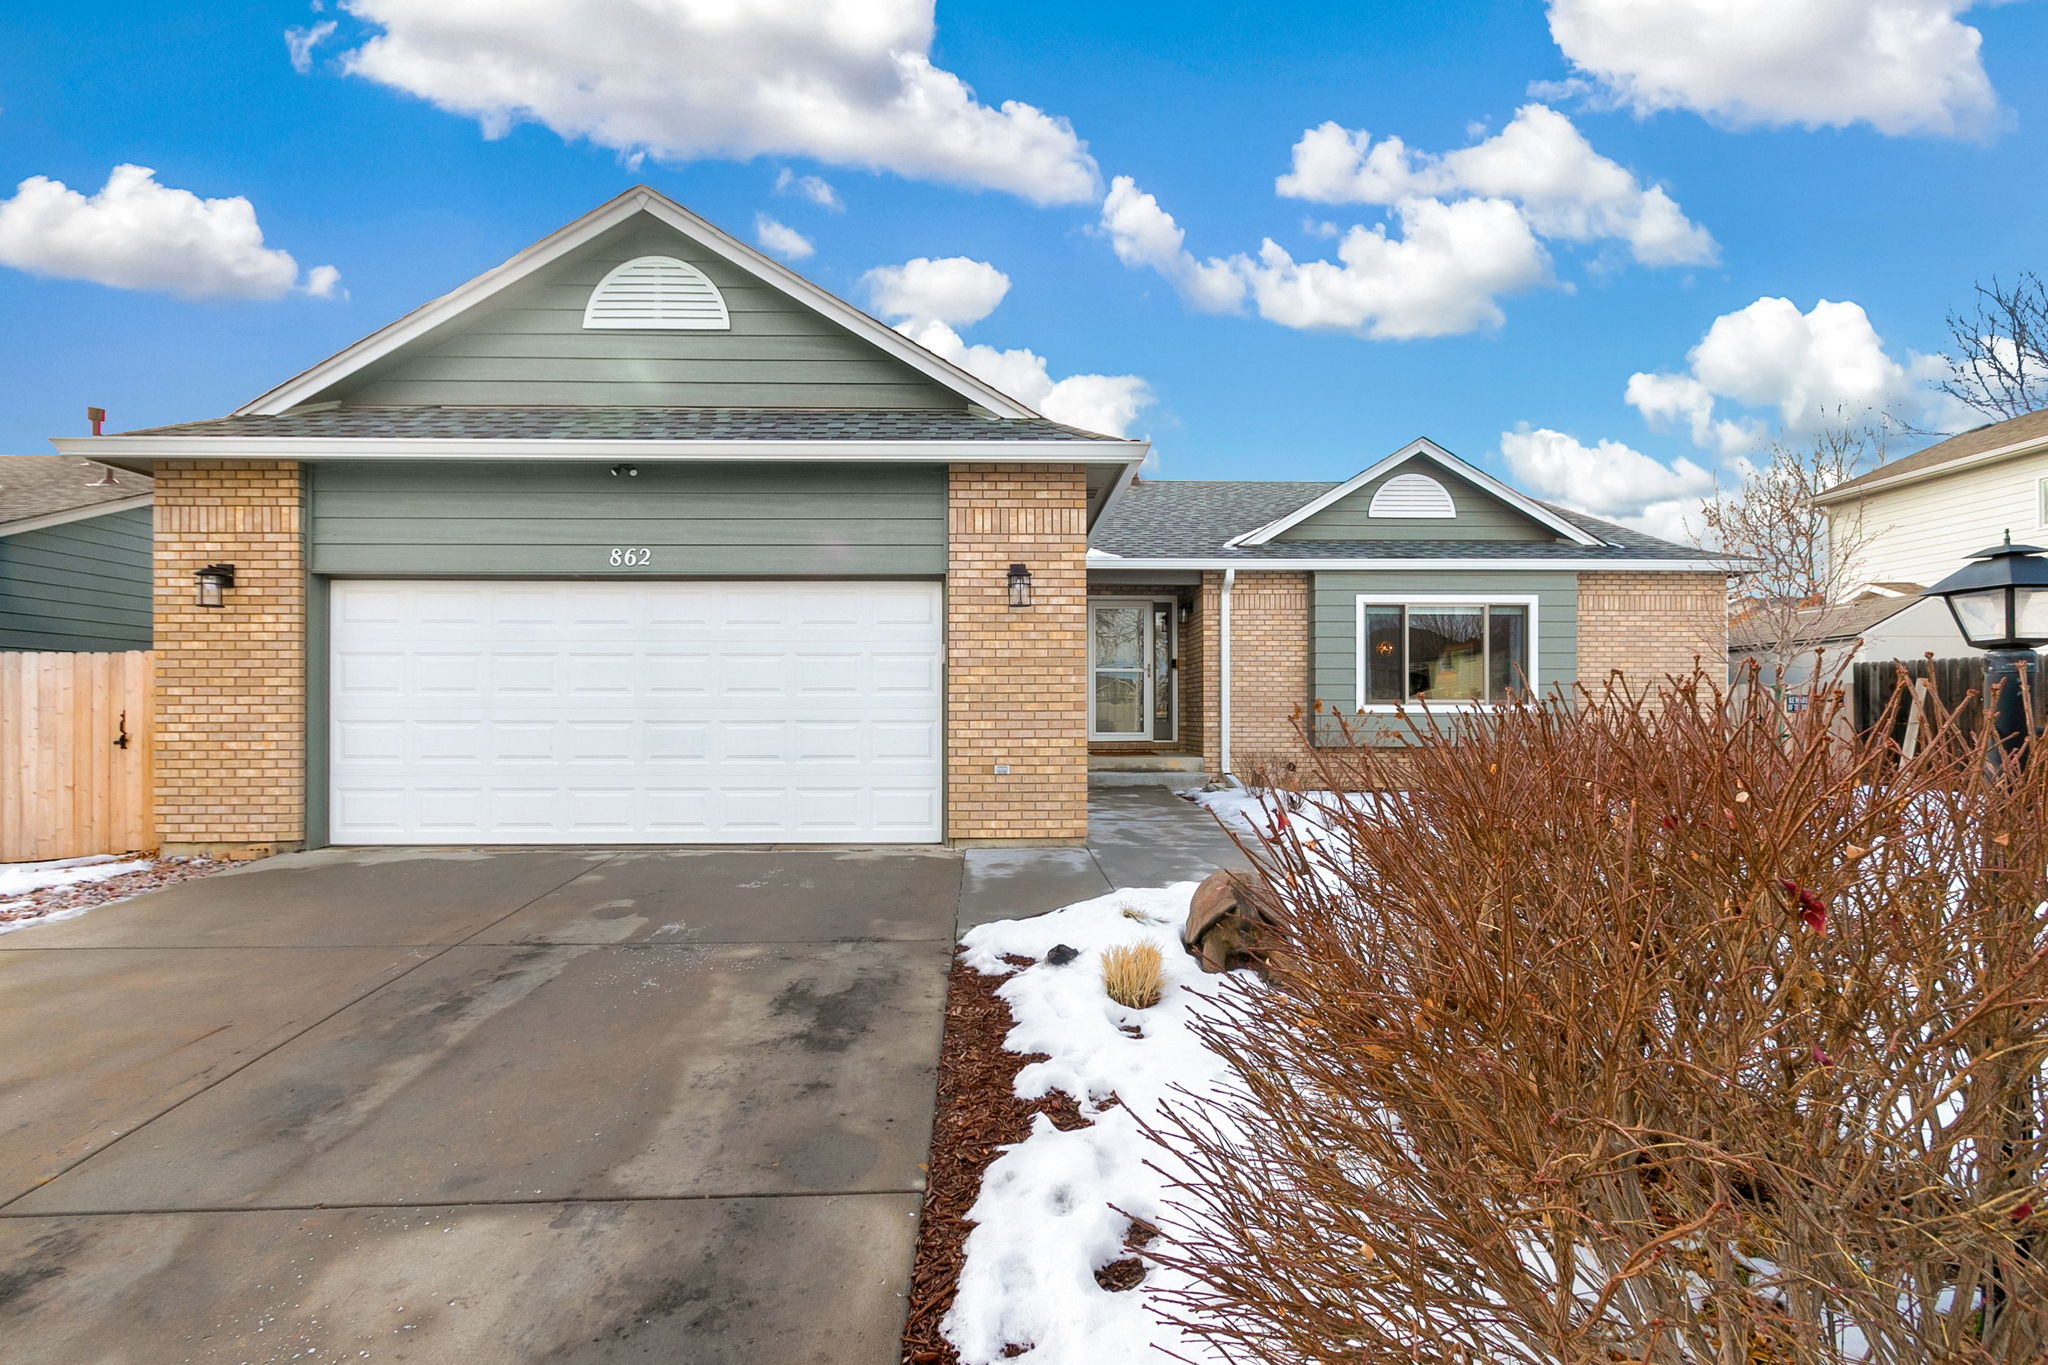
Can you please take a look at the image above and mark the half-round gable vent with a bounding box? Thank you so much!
[582,255,731,330]
[1368,471,1456,518]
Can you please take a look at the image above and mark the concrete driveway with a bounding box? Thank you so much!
[0,845,960,1363]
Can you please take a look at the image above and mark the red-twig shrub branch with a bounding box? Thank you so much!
[1150,670,2048,1364]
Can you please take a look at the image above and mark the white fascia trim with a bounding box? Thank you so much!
[0,491,154,539]
[234,186,1041,421]
[1231,438,1603,548]
[1085,553,1735,573]
[1810,433,2048,506]
[1354,592,1542,713]
[52,437,1148,464]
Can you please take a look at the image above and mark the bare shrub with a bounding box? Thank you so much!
[1102,941,1165,1010]
[1151,671,2048,1364]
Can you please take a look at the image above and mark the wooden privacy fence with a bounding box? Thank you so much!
[1851,655,2047,751]
[0,651,153,862]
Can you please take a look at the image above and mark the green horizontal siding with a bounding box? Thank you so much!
[1309,570,1578,744]
[1279,461,1558,543]
[0,505,153,651]
[308,462,946,577]
[333,219,966,410]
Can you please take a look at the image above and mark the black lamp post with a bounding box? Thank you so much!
[1922,533,2048,768]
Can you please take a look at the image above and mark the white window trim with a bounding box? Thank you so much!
[1353,593,1541,713]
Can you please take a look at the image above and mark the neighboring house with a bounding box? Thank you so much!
[58,187,1727,857]
[1815,407,2048,589]
[1727,587,1961,692]
[0,456,154,652]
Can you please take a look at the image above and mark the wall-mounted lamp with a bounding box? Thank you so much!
[610,463,639,478]
[1177,600,1192,627]
[1007,562,1033,609]
[194,563,235,609]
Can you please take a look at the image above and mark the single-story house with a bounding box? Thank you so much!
[1727,586,1963,693]
[60,187,1728,856]
[0,456,154,652]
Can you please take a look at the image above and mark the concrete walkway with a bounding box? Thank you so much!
[0,846,960,1363]
[958,785,1251,930]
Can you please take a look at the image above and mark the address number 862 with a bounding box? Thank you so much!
[608,547,652,567]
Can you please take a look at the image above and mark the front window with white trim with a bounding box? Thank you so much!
[1356,596,1536,707]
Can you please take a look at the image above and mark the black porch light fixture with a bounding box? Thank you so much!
[194,563,235,609]
[1007,562,1033,609]
[1923,532,2048,767]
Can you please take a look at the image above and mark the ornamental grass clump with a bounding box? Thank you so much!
[1150,667,2048,1364]
[1102,941,1165,1010]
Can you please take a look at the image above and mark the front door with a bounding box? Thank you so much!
[1089,599,1176,741]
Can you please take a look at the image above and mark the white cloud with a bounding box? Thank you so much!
[1103,177,1549,341]
[1628,296,1973,447]
[905,320,1151,437]
[773,168,843,210]
[1544,0,2001,138]
[1236,197,1551,340]
[0,165,338,300]
[1099,177,1245,313]
[866,253,1151,437]
[1501,424,1714,537]
[1276,104,1715,266]
[337,0,1099,205]
[753,212,813,260]
[863,256,1011,328]
[285,19,337,73]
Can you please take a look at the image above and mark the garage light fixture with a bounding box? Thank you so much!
[194,563,235,609]
[1008,563,1033,609]
[610,463,639,478]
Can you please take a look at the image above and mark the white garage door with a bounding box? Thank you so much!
[328,580,944,844]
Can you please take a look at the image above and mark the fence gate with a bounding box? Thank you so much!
[0,650,154,862]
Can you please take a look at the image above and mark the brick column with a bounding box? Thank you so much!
[1576,571,1727,688]
[153,462,306,856]
[1222,571,1313,776]
[1193,572,1223,775]
[946,464,1088,844]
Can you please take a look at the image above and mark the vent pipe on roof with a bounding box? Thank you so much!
[87,406,105,436]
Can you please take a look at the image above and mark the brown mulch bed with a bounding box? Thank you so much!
[0,854,243,931]
[901,953,1090,1364]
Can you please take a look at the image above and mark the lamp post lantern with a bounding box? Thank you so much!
[1922,532,2048,769]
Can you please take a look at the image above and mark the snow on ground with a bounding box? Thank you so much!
[947,884,1243,1365]
[0,854,230,935]
[0,854,152,900]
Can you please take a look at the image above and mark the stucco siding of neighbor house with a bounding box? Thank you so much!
[307,461,948,577]
[0,505,154,651]
[1308,570,1579,744]
[326,221,966,410]
[1276,461,1557,543]
[1831,452,2048,588]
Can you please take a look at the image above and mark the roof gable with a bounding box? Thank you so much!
[239,187,1037,419]
[1234,440,1601,548]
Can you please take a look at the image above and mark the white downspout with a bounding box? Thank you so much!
[1218,567,1236,785]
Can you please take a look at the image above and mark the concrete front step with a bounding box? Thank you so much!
[1087,753,1211,788]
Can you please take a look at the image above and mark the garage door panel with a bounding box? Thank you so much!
[329,580,945,843]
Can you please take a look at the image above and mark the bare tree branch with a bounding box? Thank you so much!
[1942,272,2048,421]
[1701,421,1883,670]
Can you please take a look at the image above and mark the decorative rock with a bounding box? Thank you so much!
[1182,869,1285,975]
[1044,943,1080,966]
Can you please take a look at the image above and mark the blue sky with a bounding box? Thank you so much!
[3,1,2044,537]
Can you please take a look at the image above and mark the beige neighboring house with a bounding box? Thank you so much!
[1798,408,2048,685]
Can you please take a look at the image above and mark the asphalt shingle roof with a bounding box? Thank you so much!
[1826,407,2048,498]
[111,406,1118,443]
[0,455,152,527]
[1728,594,1916,653]
[1089,479,1708,561]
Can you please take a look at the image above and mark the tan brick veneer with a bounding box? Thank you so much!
[1187,570,1314,778]
[946,464,1089,844]
[1576,570,1728,689]
[153,462,305,856]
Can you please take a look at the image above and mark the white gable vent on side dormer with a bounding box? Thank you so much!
[583,255,730,330]
[1368,471,1456,518]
